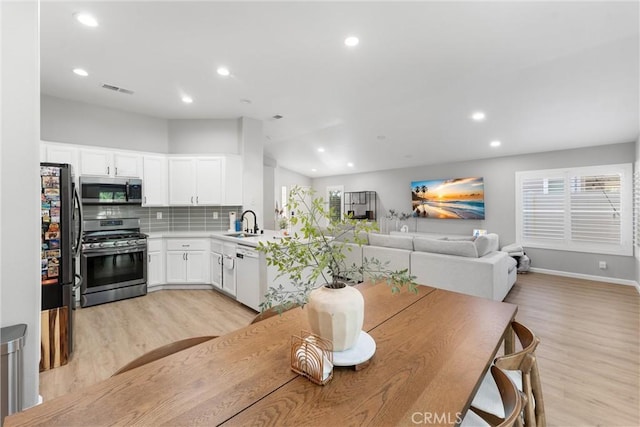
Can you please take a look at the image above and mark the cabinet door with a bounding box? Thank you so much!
[147,251,164,287]
[222,243,237,296]
[44,143,79,167]
[165,251,187,283]
[143,155,168,206]
[222,155,243,205]
[168,158,195,205]
[195,158,222,205]
[210,252,223,290]
[185,251,210,283]
[80,149,112,176]
[113,153,141,177]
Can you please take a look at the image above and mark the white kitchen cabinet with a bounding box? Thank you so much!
[142,155,168,206]
[222,242,237,296]
[210,240,223,291]
[165,238,211,284]
[168,157,222,205]
[42,142,79,167]
[222,155,243,205]
[147,238,165,288]
[80,148,141,178]
[168,158,194,205]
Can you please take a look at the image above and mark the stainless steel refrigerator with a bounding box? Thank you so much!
[40,163,82,360]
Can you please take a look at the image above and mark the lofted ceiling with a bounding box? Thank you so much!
[40,1,639,178]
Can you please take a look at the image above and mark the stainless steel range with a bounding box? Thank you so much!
[80,218,147,307]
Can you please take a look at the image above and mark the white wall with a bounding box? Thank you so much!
[41,95,169,153]
[240,117,264,230]
[313,142,636,282]
[167,119,240,154]
[1,0,41,409]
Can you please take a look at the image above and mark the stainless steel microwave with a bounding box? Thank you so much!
[80,176,143,205]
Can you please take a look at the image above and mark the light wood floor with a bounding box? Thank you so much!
[39,274,639,426]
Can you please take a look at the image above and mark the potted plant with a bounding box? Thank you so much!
[257,186,417,351]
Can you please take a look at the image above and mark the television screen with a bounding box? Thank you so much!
[411,177,485,219]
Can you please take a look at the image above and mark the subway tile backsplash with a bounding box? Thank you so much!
[82,205,242,233]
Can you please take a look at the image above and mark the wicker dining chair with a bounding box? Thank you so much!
[461,365,524,427]
[470,321,546,427]
[250,303,301,324]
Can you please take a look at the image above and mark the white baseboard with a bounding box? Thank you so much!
[148,284,214,292]
[530,267,640,293]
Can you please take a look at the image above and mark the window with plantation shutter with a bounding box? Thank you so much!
[516,164,632,256]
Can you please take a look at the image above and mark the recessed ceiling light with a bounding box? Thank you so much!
[181,96,193,104]
[217,67,230,77]
[240,99,252,104]
[311,168,317,172]
[490,140,501,147]
[344,36,359,47]
[73,68,88,77]
[317,147,325,153]
[347,162,354,167]
[73,12,98,27]
[471,111,486,122]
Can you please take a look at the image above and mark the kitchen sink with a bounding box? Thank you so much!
[224,232,258,238]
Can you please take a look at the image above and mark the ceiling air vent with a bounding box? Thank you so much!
[272,114,283,120]
[101,83,134,95]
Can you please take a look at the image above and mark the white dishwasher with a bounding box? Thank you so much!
[235,245,262,311]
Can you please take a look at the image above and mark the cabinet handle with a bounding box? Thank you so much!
[183,253,186,260]
[148,254,151,263]
[144,196,147,204]
[182,244,190,248]
[185,253,189,261]
[107,166,110,175]
[196,196,199,204]
[115,167,118,175]
[191,196,194,204]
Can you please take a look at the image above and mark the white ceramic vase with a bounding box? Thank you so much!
[306,283,364,351]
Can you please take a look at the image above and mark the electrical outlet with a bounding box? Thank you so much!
[156,212,162,220]
[213,212,218,219]
[599,261,607,270]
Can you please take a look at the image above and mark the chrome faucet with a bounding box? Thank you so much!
[240,210,259,234]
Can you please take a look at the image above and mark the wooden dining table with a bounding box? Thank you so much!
[5,282,517,427]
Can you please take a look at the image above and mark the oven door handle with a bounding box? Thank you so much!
[82,246,147,256]
[73,185,84,257]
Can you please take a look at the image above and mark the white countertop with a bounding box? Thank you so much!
[146,229,285,247]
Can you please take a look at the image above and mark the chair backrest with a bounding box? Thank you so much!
[250,303,300,324]
[495,321,545,427]
[492,365,524,427]
[467,365,524,427]
[112,335,217,376]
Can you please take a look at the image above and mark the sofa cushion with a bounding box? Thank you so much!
[440,236,476,242]
[368,233,414,250]
[474,233,499,256]
[332,229,369,245]
[413,237,479,258]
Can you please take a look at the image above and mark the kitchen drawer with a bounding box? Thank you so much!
[147,238,163,252]
[166,239,209,251]
[210,240,223,254]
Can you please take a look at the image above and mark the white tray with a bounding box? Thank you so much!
[333,331,376,366]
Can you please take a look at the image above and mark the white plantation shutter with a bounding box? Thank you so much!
[570,174,621,245]
[516,164,632,256]
[520,176,565,242]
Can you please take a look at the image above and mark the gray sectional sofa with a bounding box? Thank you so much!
[338,232,517,301]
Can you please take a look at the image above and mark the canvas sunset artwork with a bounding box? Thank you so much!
[411,177,485,219]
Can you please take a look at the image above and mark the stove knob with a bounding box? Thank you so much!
[90,243,98,249]
[99,242,105,248]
